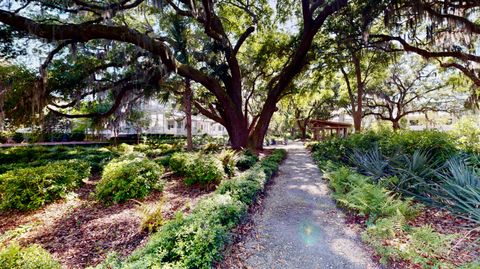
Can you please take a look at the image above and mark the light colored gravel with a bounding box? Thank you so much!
[240,142,379,269]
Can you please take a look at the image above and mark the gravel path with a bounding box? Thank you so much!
[239,142,379,269]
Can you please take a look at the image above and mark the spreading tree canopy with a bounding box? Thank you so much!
[0,0,378,149]
[0,0,478,147]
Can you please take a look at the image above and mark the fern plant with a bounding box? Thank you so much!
[137,198,165,232]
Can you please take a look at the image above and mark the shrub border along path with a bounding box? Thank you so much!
[220,143,379,269]
[96,148,287,268]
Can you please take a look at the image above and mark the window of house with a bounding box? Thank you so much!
[177,121,182,128]
[167,121,174,130]
[409,120,419,126]
[446,118,453,125]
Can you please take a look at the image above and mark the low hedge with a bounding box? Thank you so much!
[310,130,459,165]
[235,149,259,171]
[96,149,287,268]
[96,154,165,204]
[0,159,91,211]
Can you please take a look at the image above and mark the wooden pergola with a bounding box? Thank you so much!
[309,120,352,140]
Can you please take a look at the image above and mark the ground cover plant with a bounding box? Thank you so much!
[311,130,479,223]
[235,149,259,171]
[0,159,91,211]
[0,140,282,268]
[311,130,480,268]
[95,149,286,268]
[0,145,117,174]
[0,243,61,269]
[323,164,479,268]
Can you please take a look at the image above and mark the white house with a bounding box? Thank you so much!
[114,99,228,137]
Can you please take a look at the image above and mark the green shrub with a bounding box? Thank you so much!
[0,160,91,211]
[133,143,151,153]
[325,167,417,221]
[350,145,390,181]
[325,166,366,195]
[0,243,61,269]
[70,130,86,141]
[218,150,238,177]
[121,194,246,269]
[116,143,134,154]
[311,130,458,165]
[96,149,286,269]
[0,132,8,144]
[12,132,23,143]
[168,152,193,174]
[96,156,164,203]
[154,154,174,167]
[184,155,225,186]
[432,158,480,224]
[169,152,226,186]
[216,167,265,205]
[78,148,117,173]
[217,149,286,205]
[235,149,258,171]
[202,142,223,153]
[450,116,480,153]
[337,182,415,220]
[0,146,116,174]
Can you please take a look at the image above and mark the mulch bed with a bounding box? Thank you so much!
[410,207,480,267]
[1,175,212,269]
[343,205,480,268]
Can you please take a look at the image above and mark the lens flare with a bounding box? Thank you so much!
[298,220,320,246]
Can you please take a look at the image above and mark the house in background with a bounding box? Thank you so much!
[110,99,228,138]
[404,111,457,131]
[328,110,479,132]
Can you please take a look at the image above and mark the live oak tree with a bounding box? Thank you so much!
[370,0,480,106]
[0,63,38,129]
[0,0,378,149]
[320,1,392,132]
[364,55,458,130]
[278,69,341,140]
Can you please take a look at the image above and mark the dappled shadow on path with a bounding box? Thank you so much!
[220,143,379,269]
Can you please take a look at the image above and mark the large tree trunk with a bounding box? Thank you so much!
[297,120,308,140]
[184,79,193,151]
[352,54,364,133]
[392,120,400,131]
[227,120,249,149]
[353,111,362,133]
[247,100,278,149]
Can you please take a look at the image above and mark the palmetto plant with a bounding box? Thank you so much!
[349,145,390,182]
[392,150,440,195]
[433,157,480,224]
